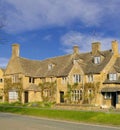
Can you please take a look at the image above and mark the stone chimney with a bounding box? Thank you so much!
[112,40,119,56]
[73,46,79,54]
[12,44,20,58]
[92,42,101,55]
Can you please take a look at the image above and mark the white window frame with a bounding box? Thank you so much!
[48,64,54,70]
[71,90,82,102]
[62,77,67,84]
[12,74,19,83]
[88,75,93,82]
[109,73,117,81]
[104,92,112,99]
[9,91,18,100]
[94,57,100,64]
[73,74,81,83]
[29,77,35,83]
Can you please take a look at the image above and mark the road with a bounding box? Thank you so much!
[0,112,119,130]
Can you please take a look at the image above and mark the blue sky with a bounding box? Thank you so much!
[0,0,120,67]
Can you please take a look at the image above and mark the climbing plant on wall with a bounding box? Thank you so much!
[64,83,78,103]
[4,78,23,102]
[38,81,57,102]
[83,82,100,104]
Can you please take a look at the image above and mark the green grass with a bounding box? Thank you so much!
[0,106,120,126]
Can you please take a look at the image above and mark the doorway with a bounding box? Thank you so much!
[112,92,117,107]
[60,91,64,103]
[24,91,28,103]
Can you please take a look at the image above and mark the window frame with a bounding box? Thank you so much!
[88,75,93,82]
[94,56,101,64]
[71,90,82,102]
[104,92,112,99]
[109,73,117,81]
[62,77,67,84]
[9,91,18,100]
[29,77,35,83]
[73,74,81,83]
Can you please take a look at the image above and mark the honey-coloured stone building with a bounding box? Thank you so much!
[3,41,120,108]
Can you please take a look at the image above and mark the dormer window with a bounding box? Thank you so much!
[48,64,54,70]
[109,73,117,81]
[94,56,100,64]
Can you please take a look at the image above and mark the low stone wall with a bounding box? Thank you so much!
[55,104,100,111]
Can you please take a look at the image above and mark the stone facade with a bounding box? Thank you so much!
[3,41,120,108]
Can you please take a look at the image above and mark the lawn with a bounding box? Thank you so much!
[0,105,120,126]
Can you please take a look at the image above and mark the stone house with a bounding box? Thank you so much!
[3,41,120,108]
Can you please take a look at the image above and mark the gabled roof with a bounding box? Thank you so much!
[5,49,113,77]
[75,50,113,74]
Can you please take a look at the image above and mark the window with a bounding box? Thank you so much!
[73,74,81,83]
[62,77,67,84]
[48,64,54,70]
[104,92,112,99]
[88,89,93,96]
[9,91,18,100]
[71,90,82,102]
[0,78,3,83]
[29,77,35,83]
[109,73,117,81]
[12,74,19,83]
[88,75,93,82]
[44,90,51,97]
[94,57,100,64]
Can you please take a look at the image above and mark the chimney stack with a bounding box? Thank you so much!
[112,40,119,56]
[12,44,20,58]
[73,46,79,54]
[92,42,101,55]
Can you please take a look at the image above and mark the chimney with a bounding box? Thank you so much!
[92,42,101,55]
[73,46,79,54]
[12,44,20,58]
[112,40,119,56]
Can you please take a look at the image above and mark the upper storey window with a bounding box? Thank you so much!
[94,56,100,64]
[12,74,19,83]
[73,74,81,83]
[48,64,54,70]
[29,77,35,83]
[88,75,93,82]
[109,73,117,81]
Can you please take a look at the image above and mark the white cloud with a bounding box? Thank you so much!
[0,58,9,68]
[61,31,120,53]
[2,0,110,33]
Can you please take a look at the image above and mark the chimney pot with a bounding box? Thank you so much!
[12,44,20,58]
[73,46,79,54]
[112,40,119,55]
[92,42,101,55]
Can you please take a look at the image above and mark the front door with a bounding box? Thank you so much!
[60,91,64,103]
[112,92,117,107]
[24,91,28,103]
